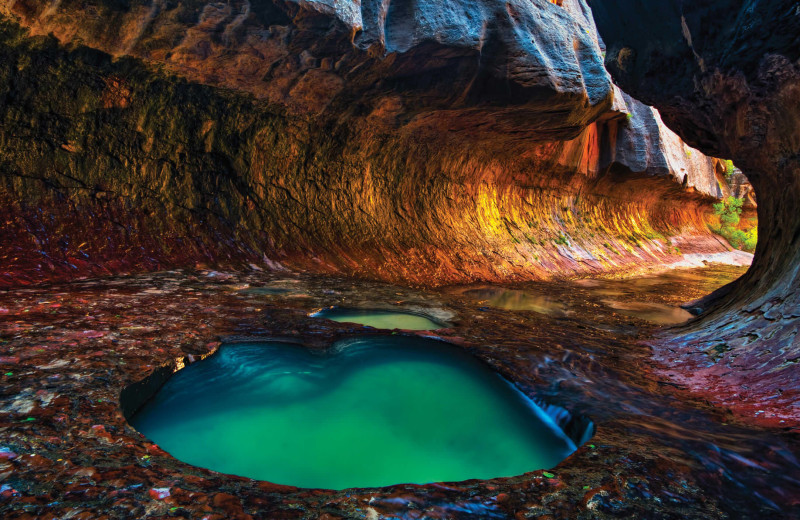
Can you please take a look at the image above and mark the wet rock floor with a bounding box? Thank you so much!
[1,265,798,519]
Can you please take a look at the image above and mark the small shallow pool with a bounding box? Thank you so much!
[128,336,580,489]
[452,286,570,317]
[601,300,694,325]
[310,307,446,330]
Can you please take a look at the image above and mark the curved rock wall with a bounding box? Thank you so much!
[0,0,745,288]
[0,10,730,288]
[589,0,800,424]
[2,0,612,138]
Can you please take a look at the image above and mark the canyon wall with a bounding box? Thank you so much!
[0,0,732,287]
[589,0,800,423]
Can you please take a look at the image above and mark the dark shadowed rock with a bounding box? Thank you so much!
[589,0,800,424]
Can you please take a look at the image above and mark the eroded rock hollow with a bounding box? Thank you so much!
[1,0,739,287]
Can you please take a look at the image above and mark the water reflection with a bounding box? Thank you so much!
[601,300,694,325]
[453,287,570,318]
[572,269,746,325]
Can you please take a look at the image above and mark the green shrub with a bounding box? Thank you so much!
[713,196,743,226]
[726,228,747,249]
[724,159,735,177]
[708,197,756,251]
[744,227,758,251]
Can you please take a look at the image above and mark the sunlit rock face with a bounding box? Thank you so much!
[0,0,733,287]
[604,87,724,198]
[589,0,800,424]
[727,169,757,210]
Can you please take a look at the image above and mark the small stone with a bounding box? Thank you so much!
[0,448,18,460]
[149,487,171,500]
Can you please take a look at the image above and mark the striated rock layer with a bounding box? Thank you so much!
[0,0,732,288]
[590,0,800,425]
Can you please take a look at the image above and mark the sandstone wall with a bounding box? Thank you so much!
[0,1,731,287]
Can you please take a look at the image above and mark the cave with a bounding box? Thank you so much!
[0,0,798,518]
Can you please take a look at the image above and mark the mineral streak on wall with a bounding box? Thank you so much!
[0,0,733,287]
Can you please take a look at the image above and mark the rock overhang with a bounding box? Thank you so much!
[3,0,614,140]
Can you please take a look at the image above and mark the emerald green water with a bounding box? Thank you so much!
[130,337,577,489]
[311,308,445,330]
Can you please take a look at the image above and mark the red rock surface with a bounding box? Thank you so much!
[0,0,795,517]
[0,267,798,518]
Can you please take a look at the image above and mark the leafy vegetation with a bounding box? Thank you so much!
[643,230,665,240]
[708,197,757,251]
[724,159,735,177]
[713,196,743,226]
